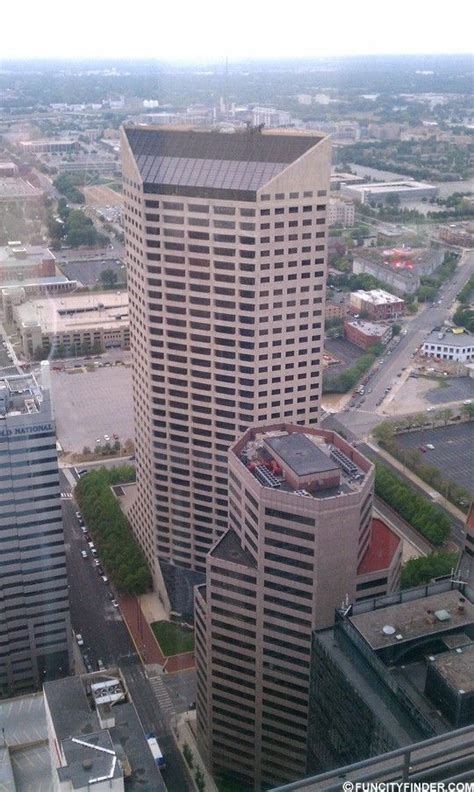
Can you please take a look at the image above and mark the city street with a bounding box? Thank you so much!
[352,249,474,414]
[60,470,192,792]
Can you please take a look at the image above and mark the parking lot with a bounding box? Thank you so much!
[61,257,126,286]
[51,365,134,453]
[396,421,474,495]
[424,377,474,406]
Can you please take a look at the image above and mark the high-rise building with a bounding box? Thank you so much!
[194,422,402,790]
[0,363,71,693]
[121,126,331,582]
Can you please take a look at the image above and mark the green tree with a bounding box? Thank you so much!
[183,743,194,769]
[194,767,205,792]
[391,323,402,336]
[401,551,458,589]
[462,402,474,420]
[100,268,118,287]
[436,408,453,426]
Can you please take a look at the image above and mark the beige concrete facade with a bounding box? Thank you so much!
[121,126,332,584]
[195,423,375,790]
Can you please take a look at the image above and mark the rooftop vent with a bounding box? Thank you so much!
[82,759,93,770]
[382,625,396,636]
[435,609,451,622]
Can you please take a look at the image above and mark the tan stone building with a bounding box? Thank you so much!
[121,126,331,582]
[195,423,400,790]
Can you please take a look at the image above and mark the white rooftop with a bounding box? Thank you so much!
[351,288,404,305]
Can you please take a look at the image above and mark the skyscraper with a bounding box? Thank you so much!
[194,423,382,789]
[121,126,331,582]
[0,363,71,693]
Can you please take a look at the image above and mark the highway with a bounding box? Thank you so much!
[61,469,192,792]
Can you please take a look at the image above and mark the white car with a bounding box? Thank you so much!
[76,633,84,646]
[104,434,110,441]
[101,575,109,584]
[81,525,87,533]
[426,444,435,450]
[111,599,119,608]
[75,511,82,521]
[81,550,88,559]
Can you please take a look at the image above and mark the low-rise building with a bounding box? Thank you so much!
[421,328,474,363]
[325,299,346,320]
[307,579,474,775]
[0,160,19,176]
[439,224,474,248]
[350,289,405,320]
[344,319,392,350]
[353,247,444,295]
[328,197,355,227]
[342,180,438,205]
[43,669,167,791]
[1,277,78,322]
[20,139,77,153]
[0,242,56,284]
[12,291,130,359]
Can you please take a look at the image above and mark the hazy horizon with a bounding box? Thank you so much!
[4,0,473,60]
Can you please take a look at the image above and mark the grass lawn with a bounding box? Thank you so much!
[151,620,194,657]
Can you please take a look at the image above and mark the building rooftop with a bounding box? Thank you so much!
[346,180,437,194]
[0,243,55,267]
[125,126,324,200]
[351,288,404,306]
[0,178,43,200]
[355,247,443,273]
[1,274,75,291]
[345,320,389,338]
[58,732,122,789]
[349,589,474,651]
[211,528,258,568]
[429,643,474,692]
[44,670,167,792]
[265,432,340,477]
[423,329,474,348]
[235,425,371,499]
[357,518,401,575]
[0,371,44,416]
[15,291,129,333]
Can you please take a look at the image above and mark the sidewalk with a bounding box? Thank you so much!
[367,440,467,524]
[118,594,196,671]
[175,712,218,792]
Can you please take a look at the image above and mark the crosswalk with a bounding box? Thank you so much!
[148,675,174,720]
[61,492,73,499]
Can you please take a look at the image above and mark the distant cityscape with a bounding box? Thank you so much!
[0,54,472,792]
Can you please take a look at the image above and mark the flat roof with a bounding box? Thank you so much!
[423,330,474,347]
[125,126,324,199]
[0,178,42,199]
[357,518,401,575]
[351,288,404,305]
[58,732,122,788]
[0,693,48,747]
[350,590,474,651]
[346,180,437,193]
[211,528,258,568]
[345,320,388,337]
[15,292,129,333]
[430,643,474,692]
[0,244,55,265]
[265,432,340,477]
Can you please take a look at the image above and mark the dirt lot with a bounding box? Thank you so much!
[83,184,123,207]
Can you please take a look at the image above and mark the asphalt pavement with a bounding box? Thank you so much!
[350,249,474,414]
[60,470,192,792]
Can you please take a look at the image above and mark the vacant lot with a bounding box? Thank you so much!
[83,184,123,207]
[397,421,474,495]
[151,621,195,657]
[51,365,134,453]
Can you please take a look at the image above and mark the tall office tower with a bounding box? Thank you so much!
[195,423,377,790]
[0,363,72,693]
[121,126,331,581]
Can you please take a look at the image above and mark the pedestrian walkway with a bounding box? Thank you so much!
[176,712,218,792]
[148,674,175,722]
[139,591,168,623]
[118,594,165,666]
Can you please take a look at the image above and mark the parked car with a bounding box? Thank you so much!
[426,444,435,450]
[81,550,88,559]
[111,599,119,608]
[81,525,87,534]
[75,511,83,522]
[101,575,109,584]
[76,633,84,646]
[419,445,427,453]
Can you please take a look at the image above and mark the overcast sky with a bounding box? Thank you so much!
[4,0,473,60]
